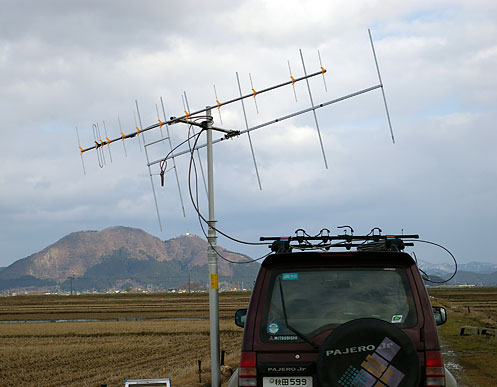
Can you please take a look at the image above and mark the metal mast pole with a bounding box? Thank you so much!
[206,108,220,387]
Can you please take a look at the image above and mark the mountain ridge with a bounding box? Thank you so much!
[418,259,497,274]
[0,226,259,292]
[3,228,496,291]
[418,259,497,286]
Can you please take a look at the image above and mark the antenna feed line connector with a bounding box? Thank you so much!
[224,130,241,140]
[169,116,183,125]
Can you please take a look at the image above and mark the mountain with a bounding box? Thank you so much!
[0,227,171,281]
[0,227,260,292]
[417,259,497,286]
[418,259,497,275]
[458,262,497,273]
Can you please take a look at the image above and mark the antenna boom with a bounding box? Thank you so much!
[148,83,382,166]
[78,69,326,154]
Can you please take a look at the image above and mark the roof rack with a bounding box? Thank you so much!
[260,228,419,254]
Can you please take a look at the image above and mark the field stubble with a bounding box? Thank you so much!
[429,287,497,387]
[0,293,249,386]
[3,289,497,386]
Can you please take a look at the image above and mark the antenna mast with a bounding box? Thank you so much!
[205,107,220,387]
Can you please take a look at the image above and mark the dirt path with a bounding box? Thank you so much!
[440,340,469,387]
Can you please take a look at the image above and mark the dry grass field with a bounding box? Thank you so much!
[429,286,497,387]
[2,288,497,386]
[0,292,250,386]
[0,292,249,321]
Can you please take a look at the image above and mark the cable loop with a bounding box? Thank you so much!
[405,239,458,284]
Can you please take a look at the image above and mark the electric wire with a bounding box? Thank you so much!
[411,251,431,281]
[159,129,205,180]
[185,126,269,263]
[194,164,270,264]
[405,239,458,284]
[186,126,266,247]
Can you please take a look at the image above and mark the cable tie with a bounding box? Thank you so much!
[321,66,327,74]
[184,110,190,120]
[158,119,164,128]
[106,137,111,146]
[252,88,257,98]
[136,126,141,135]
[120,132,126,141]
[291,75,296,85]
[79,146,84,154]
[216,100,221,109]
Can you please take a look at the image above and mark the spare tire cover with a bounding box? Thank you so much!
[317,318,419,387]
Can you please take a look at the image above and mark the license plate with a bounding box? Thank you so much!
[263,376,312,386]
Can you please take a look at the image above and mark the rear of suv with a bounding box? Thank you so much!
[230,232,456,387]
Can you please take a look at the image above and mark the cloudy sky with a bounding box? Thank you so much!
[1,0,496,269]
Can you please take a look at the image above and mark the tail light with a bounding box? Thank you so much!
[239,351,257,386]
[425,350,445,386]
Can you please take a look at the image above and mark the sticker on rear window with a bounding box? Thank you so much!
[391,315,403,323]
[268,335,298,341]
[267,322,280,334]
[282,273,298,281]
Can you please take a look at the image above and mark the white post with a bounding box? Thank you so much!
[206,108,220,387]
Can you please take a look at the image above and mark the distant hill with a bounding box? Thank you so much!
[418,259,497,286]
[447,270,497,286]
[0,227,260,292]
[418,259,497,275]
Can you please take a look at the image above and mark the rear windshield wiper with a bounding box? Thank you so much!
[278,277,319,350]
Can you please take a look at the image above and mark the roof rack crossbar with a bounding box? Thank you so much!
[260,232,419,253]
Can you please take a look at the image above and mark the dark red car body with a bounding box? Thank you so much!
[231,250,451,387]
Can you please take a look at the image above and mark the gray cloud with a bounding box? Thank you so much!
[0,0,496,268]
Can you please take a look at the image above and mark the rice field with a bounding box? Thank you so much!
[2,288,497,386]
[0,292,250,386]
[429,286,497,387]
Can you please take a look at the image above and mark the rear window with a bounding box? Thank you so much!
[261,267,417,341]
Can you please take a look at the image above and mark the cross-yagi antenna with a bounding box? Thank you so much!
[300,48,328,169]
[74,31,395,387]
[77,68,326,154]
[117,116,127,157]
[159,97,186,217]
[369,28,395,144]
[288,60,298,102]
[75,126,86,175]
[236,72,262,190]
[149,83,384,163]
[136,99,163,232]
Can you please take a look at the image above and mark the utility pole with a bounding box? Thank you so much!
[205,108,220,387]
[67,276,74,296]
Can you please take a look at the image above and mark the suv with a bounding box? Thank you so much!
[229,232,456,387]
